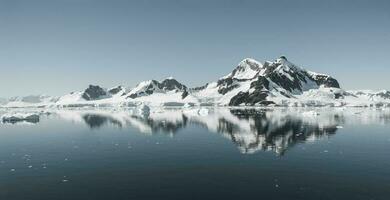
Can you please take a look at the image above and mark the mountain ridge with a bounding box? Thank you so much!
[1,56,389,108]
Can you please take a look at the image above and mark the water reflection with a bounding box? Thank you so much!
[40,108,388,155]
[83,114,123,129]
[3,107,390,155]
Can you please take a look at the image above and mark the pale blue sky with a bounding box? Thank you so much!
[1,0,389,97]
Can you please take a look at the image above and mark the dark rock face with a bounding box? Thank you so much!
[127,80,161,99]
[261,58,340,94]
[161,79,187,91]
[181,90,189,99]
[217,78,240,95]
[310,74,340,88]
[108,86,123,95]
[268,71,307,93]
[229,92,250,106]
[261,60,311,93]
[376,91,390,99]
[127,78,187,99]
[82,85,108,100]
[146,80,161,94]
[229,77,274,106]
[229,91,271,106]
[190,84,208,92]
[251,76,270,90]
[128,93,138,99]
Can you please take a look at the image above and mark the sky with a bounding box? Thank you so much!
[0,0,389,97]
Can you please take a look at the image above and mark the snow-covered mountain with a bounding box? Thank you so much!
[2,95,58,108]
[191,56,342,106]
[126,77,187,99]
[1,56,389,108]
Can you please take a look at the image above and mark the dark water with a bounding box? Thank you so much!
[0,108,390,200]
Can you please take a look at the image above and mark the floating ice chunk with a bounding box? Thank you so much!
[198,108,209,116]
[336,126,343,129]
[302,111,319,116]
[183,103,193,108]
[1,112,40,124]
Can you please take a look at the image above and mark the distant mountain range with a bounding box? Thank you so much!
[1,56,390,108]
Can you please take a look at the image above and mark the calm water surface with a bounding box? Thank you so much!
[0,108,389,200]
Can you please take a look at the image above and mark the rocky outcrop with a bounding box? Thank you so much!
[161,78,187,91]
[181,90,189,99]
[310,74,340,88]
[229,76,274,106]
[127,78,187,99]
[375,91,390,99]
[108,86,124,95]
[82,85,108,100]
[217,78,240,95]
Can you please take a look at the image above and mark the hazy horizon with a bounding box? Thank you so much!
[1,0,390,97]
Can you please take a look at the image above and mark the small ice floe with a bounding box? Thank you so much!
[302,111,320,117]
[10,169,15,172]
[28,165,33,168]
[198,108,209,116]
[1,112,40,124]
[183,103,193,108]
[336,126,343,129]
[62,179,69,182]
[323,150,329,153]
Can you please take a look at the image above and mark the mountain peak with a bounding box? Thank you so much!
[127,78,187,99]
[108,85,126,95]
[160,78,187,91]
[279,55,287,60]
[82,85,109,100]
[224,58,263,80]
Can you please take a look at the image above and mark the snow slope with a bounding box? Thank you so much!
[1,56,389,108]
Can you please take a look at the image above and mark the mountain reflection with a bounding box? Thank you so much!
[48,108,362,155]
[215,109,339,154]
[6,108,386,155]
[83,114,123,129]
